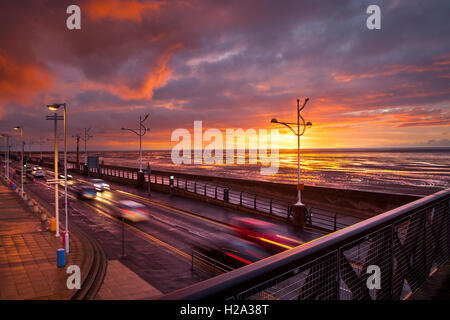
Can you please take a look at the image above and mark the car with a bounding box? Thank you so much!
[91,179,110,192]
[33,170,45,179]
[193,234,272,271]
[32,166,42,171]
[231,217,302,253]
[117,200,149,222]
[75,185,97,200]
[59,174,73,180]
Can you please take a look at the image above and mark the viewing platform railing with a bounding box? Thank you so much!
[160,188,450,300]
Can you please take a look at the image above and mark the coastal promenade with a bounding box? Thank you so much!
[2,157,449,300]
[0,178,88,299]
[0,174,164,300]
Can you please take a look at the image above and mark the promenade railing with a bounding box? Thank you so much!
[161,188,450,300]
[58,160,362,231]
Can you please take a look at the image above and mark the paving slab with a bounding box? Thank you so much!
[0,179,88,300]
[95,260,162,300]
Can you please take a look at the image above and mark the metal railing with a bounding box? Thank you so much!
[37,159,361,230]
[191,250,234,277]
[161,188,450,300]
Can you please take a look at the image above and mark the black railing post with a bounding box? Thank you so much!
[270,200,272,214]
[215,187,217,199]
[194,182,197,193]
[204,184,207,196]
[254,195,257,209]
[334,214,337,231]
[240,192,242,205]
[223,188,229,202]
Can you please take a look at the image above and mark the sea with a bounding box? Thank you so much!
[60,147,450,196]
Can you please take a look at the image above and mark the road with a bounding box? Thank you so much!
[7,161,327,296]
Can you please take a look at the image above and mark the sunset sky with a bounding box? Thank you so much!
[0,0,449,151]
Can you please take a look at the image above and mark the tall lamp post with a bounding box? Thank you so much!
[1,134,10,179]
[271,98,312,225]
[47,104,68,251]
[121,113,150,173]
[80,128,93,167]
[13,126,24,198]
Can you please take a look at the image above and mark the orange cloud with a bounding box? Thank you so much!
[0,52,52,105]
[81,43,182,100]
[85,0,164,22]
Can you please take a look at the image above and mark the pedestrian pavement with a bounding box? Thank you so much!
[95,260,162,300]
[0,178,88,300]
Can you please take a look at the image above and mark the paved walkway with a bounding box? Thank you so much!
[95,260,162,300]
[0,178,87,300]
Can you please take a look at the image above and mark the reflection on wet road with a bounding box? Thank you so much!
[19,164,326,295]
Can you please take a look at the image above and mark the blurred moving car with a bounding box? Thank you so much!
[33,170,45,179]
[59,174,73,180]
[117,200,149,222]
[194,234,271,270]
[92,178,110,192]
[74,185,97,200]
[32,166,42,172]
[231,217,302,253]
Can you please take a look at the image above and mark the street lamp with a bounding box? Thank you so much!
[121,113,150,172]
[13,126,24,198]
[77,127,93,167]
[47,104,68,250]
[0,133,10,179]
[271,98,312,210]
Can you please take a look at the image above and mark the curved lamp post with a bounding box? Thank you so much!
[0,133,10,179]
[47,104,68,249]
[13,126,24,198]
[121,113,150,173]
[271,98,312,209]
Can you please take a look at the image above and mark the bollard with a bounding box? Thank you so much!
[223,188,229,202]
[62,231,70,253]
[33,202,39,213]
[23,193,27,201]
[27,198,33,206]
[49,218,56,232]
[57,248,66,267]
